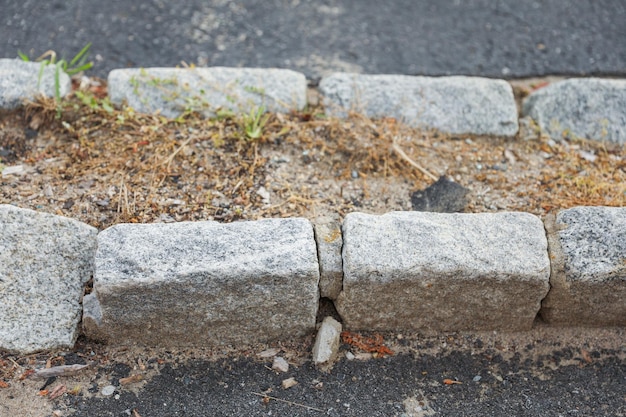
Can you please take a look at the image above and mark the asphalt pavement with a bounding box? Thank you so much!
[2,0,625,80]
[62,328,625,417]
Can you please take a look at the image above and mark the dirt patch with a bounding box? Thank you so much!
[1,78,624,230]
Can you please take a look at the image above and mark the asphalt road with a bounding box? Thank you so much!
[75,357,624,417]
[61,328,625,417]
[2,0,625,80]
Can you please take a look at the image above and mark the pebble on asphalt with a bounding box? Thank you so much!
[272,356,289,373]
[281,377,298,389]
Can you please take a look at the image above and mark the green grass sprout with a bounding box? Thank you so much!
[242,105,270,140]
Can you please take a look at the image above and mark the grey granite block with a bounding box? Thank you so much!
[0,59,71,109]
[319,73,518,136]
[541,207,626,326]
[0,205,97,354]
[522,78,626,144]
[108,67,307,118]
[313,218,343,300]
[84,218,320,347]
[336,211,550,332]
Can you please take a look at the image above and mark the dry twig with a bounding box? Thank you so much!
[33,364,90,379]
[391,141,438,181]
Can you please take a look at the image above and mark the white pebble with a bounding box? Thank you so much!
[272,356,289,373]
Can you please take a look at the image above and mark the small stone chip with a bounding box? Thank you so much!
[312,316,342,367]
[281,377,298,389]
[272,356,289,373]
[258,348,280,358]
[101,385,116,396]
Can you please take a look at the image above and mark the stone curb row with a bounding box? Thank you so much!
[0,204,624,355]
[1,59,625,144]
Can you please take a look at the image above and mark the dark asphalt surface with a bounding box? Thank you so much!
[64,340,625,417]
[2,0,625,81]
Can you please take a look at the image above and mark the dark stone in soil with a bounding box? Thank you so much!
[411,176,470,213]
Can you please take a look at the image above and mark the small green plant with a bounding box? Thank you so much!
[18,43,94,108]
[216,108,235,120]
[74,90,114,113]
[242,106,270,140]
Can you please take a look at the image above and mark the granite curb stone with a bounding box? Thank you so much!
[107,67,307,119]
[1,205,624,354]
[0,205,97,354]
[0,58,71,110]
[313,218,344,300]
[336,211,551,332]
[541,206,626,326]
[3,64,623,147]
[83,218,320,347]
[522,78,626,144]
[319,73,519,137]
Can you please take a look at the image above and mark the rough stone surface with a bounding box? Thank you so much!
[81,292,106,342]
[84,218,320,347]
[108,67,307,118]
[319,73,518,136]
[541,207,626,326]
[0,205,97,354]
[313,218,343,300]
[312,316,342,367]
[336,211,550,332]
[411,176,470,213]
[0,59,71,109]
[522,78,626,144]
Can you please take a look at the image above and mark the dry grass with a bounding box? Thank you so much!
[0,79,624,230]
